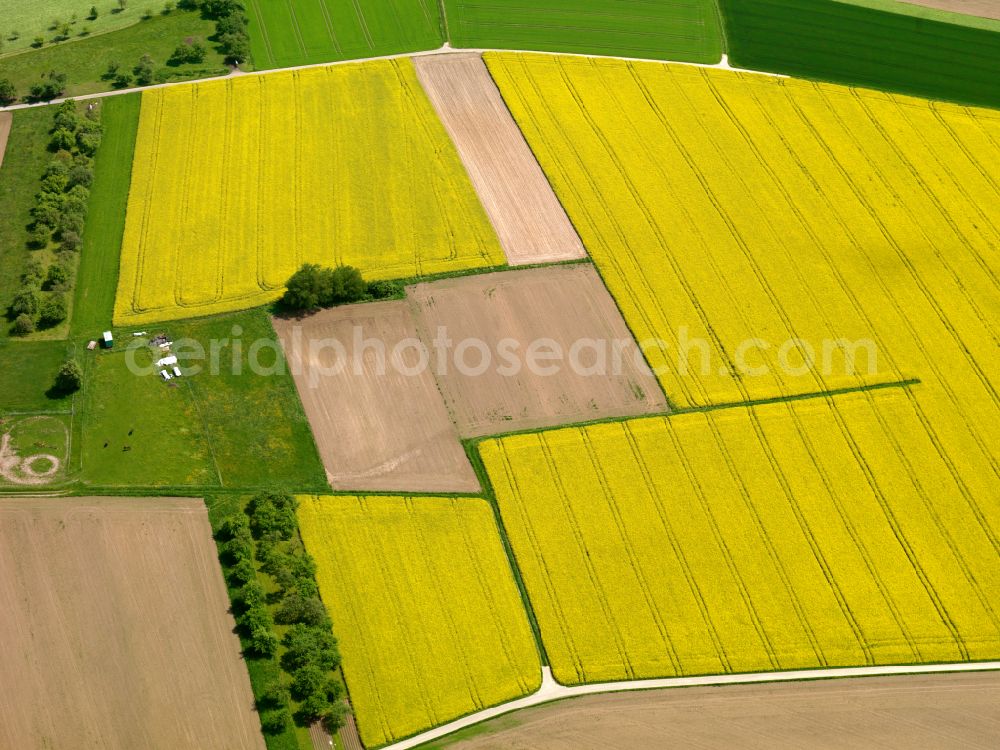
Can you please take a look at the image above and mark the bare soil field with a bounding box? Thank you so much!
[407,265,667,438]
[439,672,1000,749]
[0,112,11,171]
[274,302,479,492]
[414,54,586,266]
[0,496,264,750]
[901,0,1000,20]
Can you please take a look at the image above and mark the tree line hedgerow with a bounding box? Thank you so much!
[216,492,347,736]
[9,100,101,336]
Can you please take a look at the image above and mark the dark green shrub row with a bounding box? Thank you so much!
[217,492,347,737]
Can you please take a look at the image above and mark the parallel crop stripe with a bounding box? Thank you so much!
[115,60,503,325]
[297,495,540,748]
[481,393,1000,684]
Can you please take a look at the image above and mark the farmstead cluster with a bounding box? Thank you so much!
[1,1,999,748]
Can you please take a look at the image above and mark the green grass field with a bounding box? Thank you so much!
[79,310,327,491]
[245,0,443,68]
[79,340,219,487]
[0,0,166,56]
[445,0,723,62]
[0,340,75,413]
[72,94,140,339]
[720,0,1000,109]
[0,9,227,100]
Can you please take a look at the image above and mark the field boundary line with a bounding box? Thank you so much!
[389,661,1000,750]
[0,47,782,113]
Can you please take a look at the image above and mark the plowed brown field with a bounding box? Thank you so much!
[274,302,480,492]
[414,53,585,266]
[0,496,264,750]
[407,265,667,437]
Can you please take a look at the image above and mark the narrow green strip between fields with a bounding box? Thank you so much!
[72,94,141,339]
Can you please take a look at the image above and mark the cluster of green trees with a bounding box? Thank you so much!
[281,263,402,312]
[10,101,100,336]
[189,0,251,65]
[218,492,346,735]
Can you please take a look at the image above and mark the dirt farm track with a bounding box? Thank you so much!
[0,497,264,750]
[443,672,1000,750]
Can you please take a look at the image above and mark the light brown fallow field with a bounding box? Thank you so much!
[0,112,12,170]
[407,264,668,438]
[274,301,480,493]
[414,53,586,266]
[440,672,1000,750]
[0,497,264,750]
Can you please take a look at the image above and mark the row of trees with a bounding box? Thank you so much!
[281,263,402,312]
[10,101,101,336]
[218,492,346,735]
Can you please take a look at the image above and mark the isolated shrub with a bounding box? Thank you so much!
[133,55,155,86]
[169,39,206,65]
[22,259,45,286]
[237,580,265,609]
[114,71,134,88]
[294,692,330,725]
[28,72,66,101]
[247,491,298,541]
[281,624,339,672]
[13,314,36,336]
[32,36,44,48]
[258,681,290,711]
[39,294,68,326]
[59,230,82,254]
[53,100,77,130]
[67,164,94,189]
[11,289,41,317]
[228,558,256,588]
[290,664,326,701]
[249,625,278,657]
[49,127,76,151]
[45,262,71,290]
[367,279,400,300]
[57,210,85,237]
[222,536,252,564]
[275,592,327,626]
[321,704,347,734]
[89,6,99,19]
[259,709,290,735]
[54,359,83,393]
[326,265,366,305]
[28,224,51,248]
[0,78,16,105]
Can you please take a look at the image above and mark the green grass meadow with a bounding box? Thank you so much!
[444,0,724,62]
[78,310,328,492]
[0,0,166,56]
[0,9,227,99]
[72,93,140,339]
[245,0,444,69]
[720,0,1000,109]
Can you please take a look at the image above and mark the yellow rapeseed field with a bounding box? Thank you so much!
[483,53,1000,684]
[115,60,503,325]
[297,495,540,747]
[481,391,1000,685]
[486,53,1000,415]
